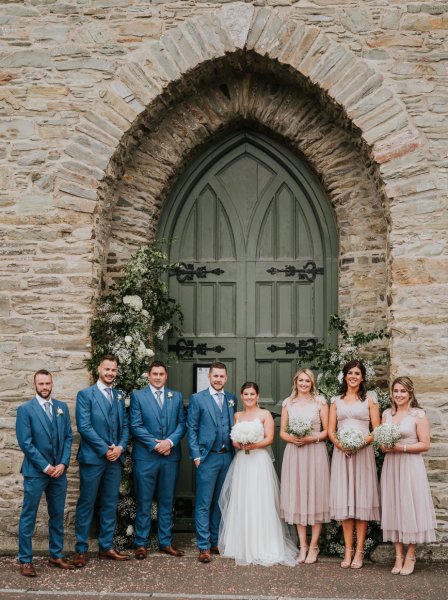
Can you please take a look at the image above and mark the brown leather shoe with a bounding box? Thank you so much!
[210,546,220,555]
[98,548,130,561]
[159,545,185,557]
[198,549,212,563]
[48,557,75,570]
[19,562,36,577]
[134,546,147,560]
[72,553,88,568]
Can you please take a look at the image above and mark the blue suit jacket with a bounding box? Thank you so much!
[16,397,73,477]
[76,384,129,465]
[130,387,185,462]
[186,388,236,461]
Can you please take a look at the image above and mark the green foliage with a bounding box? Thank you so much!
[87,241,183,394]
[299,315,390,557]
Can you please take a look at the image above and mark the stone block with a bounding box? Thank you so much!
[118,19,163,40]
[220,2,254,50]
[366,33,423,48]
[54,58,115,73]
[339,7,374,33]
[0,50,51,68]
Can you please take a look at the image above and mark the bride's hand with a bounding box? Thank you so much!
[243,442,257,451]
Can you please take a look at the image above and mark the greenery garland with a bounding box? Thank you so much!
[87,241,183,549]
[299,314,390,557]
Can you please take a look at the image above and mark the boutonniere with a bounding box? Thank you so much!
[228,399,235,408]
[56,407,64,417]
[167,392,173,400]
[117,391,124,402]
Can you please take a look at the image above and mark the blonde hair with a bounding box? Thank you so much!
[291,368,316,400]
[391,376,421,414]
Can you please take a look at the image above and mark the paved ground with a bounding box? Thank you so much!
[0,541,446,600]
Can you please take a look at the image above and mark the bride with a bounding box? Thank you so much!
[218,382,298,566]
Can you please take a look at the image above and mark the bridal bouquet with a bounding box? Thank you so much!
[286,415,313,439]
[230,421,260,454]
[336,428,365,453]
[373,423,401,449]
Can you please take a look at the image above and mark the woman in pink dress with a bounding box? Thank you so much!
[328,360,380,569]
[380,376,436,576]
[280,368,330,564]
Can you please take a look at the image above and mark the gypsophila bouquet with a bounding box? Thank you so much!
[230,421,260,454]
[373,423,401,449]
[286,415,313,438]
[336,428,366,453]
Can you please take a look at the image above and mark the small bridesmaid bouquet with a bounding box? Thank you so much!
[230,421,260,454]
[373,423,401,449]
[286,415,313,438]
[336,428,365,454]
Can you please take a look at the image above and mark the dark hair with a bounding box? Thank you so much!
[240,381,260,395]
[99,353,119,366]
[391,376,421,415]
[340,360,367,401]
[209,362,227,373]
[33,369,52,382]
[148,360,167,374]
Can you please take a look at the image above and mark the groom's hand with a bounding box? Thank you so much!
[155,439,172,455]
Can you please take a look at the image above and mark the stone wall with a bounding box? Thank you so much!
[0,1,447,550]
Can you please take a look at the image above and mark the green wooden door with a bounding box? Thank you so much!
[158,131,337,498]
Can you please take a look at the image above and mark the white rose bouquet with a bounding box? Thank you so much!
[373,423,401,449]
[286,415,313,439]
[336,428,366,453]
[230,420,260,454]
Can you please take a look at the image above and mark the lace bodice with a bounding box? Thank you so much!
[283,395,326,433]
[383,408,425,444]
[331,392,377,435]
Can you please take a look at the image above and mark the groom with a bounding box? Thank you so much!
[187,362,236,563]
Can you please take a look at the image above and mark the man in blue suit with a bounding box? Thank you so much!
[130,360,186,559]
[73,354,130,567]
[187,362,236,563]
[16,369,74,577]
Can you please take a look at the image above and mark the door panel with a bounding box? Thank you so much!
[158,131,338,508]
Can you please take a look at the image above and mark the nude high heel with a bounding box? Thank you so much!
[297,545,308,564]
[350,549,364,569]
[400,555,416,576]
[391,554,404,575]
[340,548,354,568]
[305,546,320,564]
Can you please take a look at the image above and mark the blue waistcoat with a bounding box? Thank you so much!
[210,397,231,452]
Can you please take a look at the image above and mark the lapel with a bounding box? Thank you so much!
[53,400,65,446]
[223,392,234,428]
[31,397,51,438]
[204,390,218,426]
[93,385,111,424]
[145,387,162,426]
[113,388,123,433]
[165,388,174,425]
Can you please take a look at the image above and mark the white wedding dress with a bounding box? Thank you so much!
[218,418,298,566]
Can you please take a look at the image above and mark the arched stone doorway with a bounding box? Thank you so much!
[157,129,338,498]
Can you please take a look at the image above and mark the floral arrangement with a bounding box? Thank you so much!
[230,421,260,454]
[88,241,183,549]
[286,415,313,438]
[87,241,182,393]
[373,423,401,449]
[336,428,366,453]
[298,314,390,558]
[301,314,390,412]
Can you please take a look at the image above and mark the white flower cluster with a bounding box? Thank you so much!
[123,295,143,312]
[156,322,171,340]
[286,415,313,438]
[230,420,260,449]
[373,423,401,449]
[336,428,365,452]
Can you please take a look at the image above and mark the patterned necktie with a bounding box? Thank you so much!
[105,387,114,405]
[155,390,163,409]
[217,393,223,411]
[44,401,53,421]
